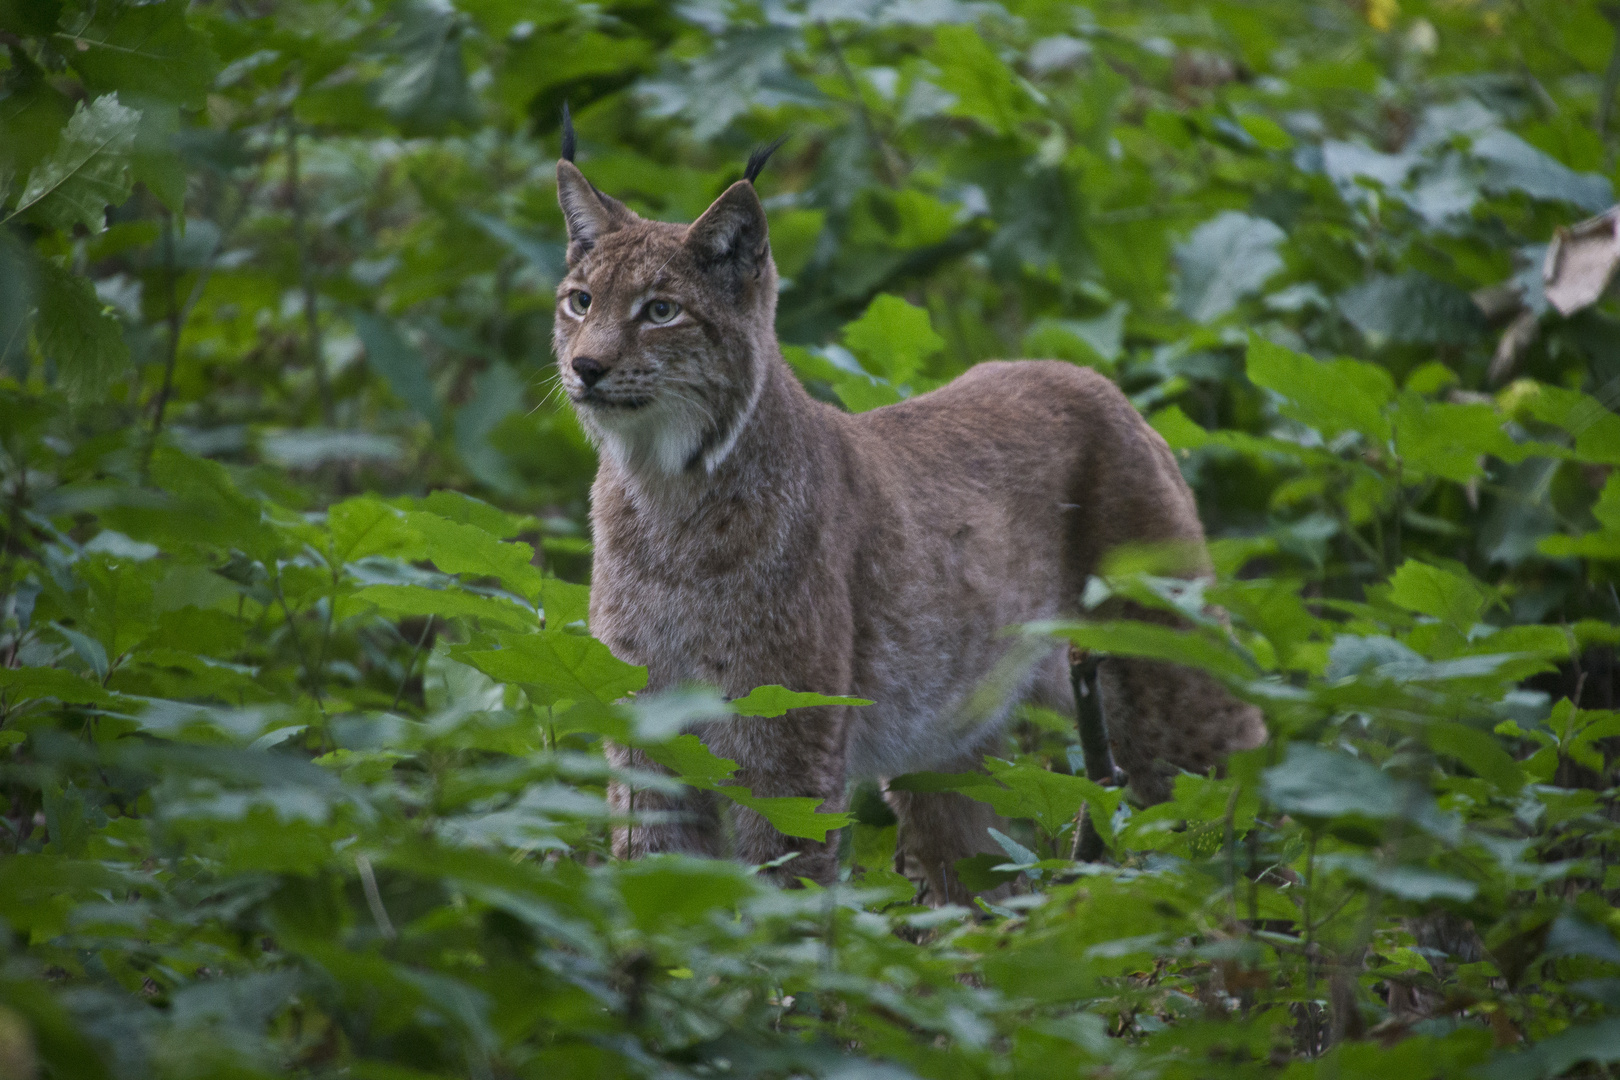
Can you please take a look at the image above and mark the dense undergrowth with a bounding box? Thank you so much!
[3,0,1620,1076]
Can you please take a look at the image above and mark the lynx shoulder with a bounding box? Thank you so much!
[551,142,1265,900]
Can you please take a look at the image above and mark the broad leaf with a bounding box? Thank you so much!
[12,94,139,234]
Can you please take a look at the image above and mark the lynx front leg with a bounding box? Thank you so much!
[705,708,851,887]
[605,743,722,860]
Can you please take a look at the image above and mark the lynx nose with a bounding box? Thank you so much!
[571,356,607,389]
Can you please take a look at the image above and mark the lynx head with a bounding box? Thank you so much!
[553,130,785,477]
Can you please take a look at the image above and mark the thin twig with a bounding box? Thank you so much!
[818,20,902,187]
[390,615,434,712]
[356,854,397,940]
[271,573,323,710]
[141,213,182,482]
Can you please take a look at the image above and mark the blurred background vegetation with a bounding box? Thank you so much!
[5,0,1620,1077]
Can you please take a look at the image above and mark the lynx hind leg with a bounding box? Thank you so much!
[1096,656,1266,805]
[884,735,1018,907]
[605,742,723,860]
[886,785,1007,907]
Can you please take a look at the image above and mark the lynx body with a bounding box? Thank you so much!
[552,155,1265,900]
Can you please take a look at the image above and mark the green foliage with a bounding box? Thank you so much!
[3,0,1620,1077]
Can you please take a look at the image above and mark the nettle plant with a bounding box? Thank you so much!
[3,0,1620,1077]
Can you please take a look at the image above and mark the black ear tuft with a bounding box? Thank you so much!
[743,135,788,185]
[560,102,576,163]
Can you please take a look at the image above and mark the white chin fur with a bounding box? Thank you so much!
[591,395,709,477]
[587,369,762,478]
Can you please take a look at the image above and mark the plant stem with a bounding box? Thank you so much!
[391,615,434,712]
[286,109,334,427]
[1303,830,1319,1056]
[141,212,181,482]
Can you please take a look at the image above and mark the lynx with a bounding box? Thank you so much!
[552,138,1266,902]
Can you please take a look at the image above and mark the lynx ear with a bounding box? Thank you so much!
[685,180,770,276]
[556,160,630,259]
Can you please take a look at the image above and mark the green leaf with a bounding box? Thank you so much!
[616,858,755,932]
[1473,129,1614,213]
[0,0,61,35]
[1394,395,1522,483]
[729,685,871,718]
[407,512,544,602]
[336,584,536,631]
[1425,721,1525,793]
[642,733,739,784]
[0,666,118,707]
[1031,619,1256,682]
[929,25,1034,134]
[400,490,528,538]
[353,311,442,428]
[11,94,139,233]
[718,786,852,842]
[63,0,219,109]
[642,733,853,840]
[539,578,589,630]
[1476,1018,1620,1080]
[329,497,423,564]
[981,759,1093,839]
[374,0,478,133]
[953,852,1020,893]
[1320,855,1478,901]
[840,294,943,385]
[1513,382,1620,466]
[1176,212,1285,323]
[1387,560,1491,632]
[1246,336,1394,442]
[1338,273,1485,348]
[33,257,129,397]
[453,630,646,706]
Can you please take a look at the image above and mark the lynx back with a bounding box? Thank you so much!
[553,135,1265,900]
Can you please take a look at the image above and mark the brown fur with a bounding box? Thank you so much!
[552,160,1266,901]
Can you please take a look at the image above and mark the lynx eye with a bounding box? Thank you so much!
[644,299,681,325]
[566,290,592,316]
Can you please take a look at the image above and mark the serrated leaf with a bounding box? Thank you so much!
[718,786,852,842]
[729,685,871,718]
[64,0,219,109]
[328,497,423,564]
[401,490,527,539]
[336,584,536,631]
[1176,212,1285,323]
[453,630,646,706]
[1247,336,1394,442]
[539,578,589,630]
[0,666,118,706]
[1394,395,1523,483]
[1387,560,1490,632]
[12,94,139,234]
[841,294,943,385]
[642,732,851,840]
[407,512,544,602]
[1338,272,1485,348]
[34,257,129,397]
[1031,619,1255,682]
[374,0,478,133]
